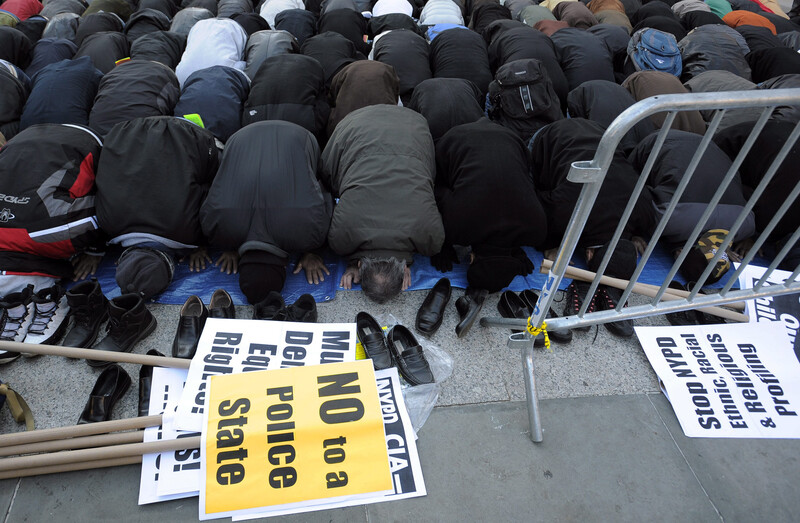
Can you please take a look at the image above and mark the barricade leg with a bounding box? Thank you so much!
[521,338,543,443]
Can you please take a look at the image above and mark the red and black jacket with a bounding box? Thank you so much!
[0,123,105,278]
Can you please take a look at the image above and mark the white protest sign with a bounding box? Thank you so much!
[738,264,800,362]
[174,318,356,433]
[138,367,196,505]
[231,367,427,521]
[636,322,800,438]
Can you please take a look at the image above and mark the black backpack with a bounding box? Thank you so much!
[487,58,563,141]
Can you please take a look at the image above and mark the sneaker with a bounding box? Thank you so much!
[0,285,35,343]
[0,309,19,364]
[596,285,634,338]
[25,285,71,348]
[561,281,596,332]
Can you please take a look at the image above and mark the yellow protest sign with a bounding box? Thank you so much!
[202,360,392,518]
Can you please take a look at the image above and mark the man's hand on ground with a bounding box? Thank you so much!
[72,253,100,281]
[340,264,360,289]
[293,252,330,284]
[215,251,239,274]
[187,247,212,272]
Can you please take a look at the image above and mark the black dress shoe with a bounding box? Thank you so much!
[387,324,434,386]
[139,349,164,417]
[77,364,131,424]
[209,289,235,319]
[519,289,573,345]
[415,278,451,337]
[455,287,488,338]
[355,312,393,370]
[172,295,208,359]
[253,291,288,320]
[596,286,634,338]
[497,289,529,333]
[287,294,317,322]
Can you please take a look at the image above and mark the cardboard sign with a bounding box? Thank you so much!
[174,318,356,432]
[200,360,393,520]
[739,264,800,363]
[138,368,197,505]
[636,322,800,438]
[232,367,427,520]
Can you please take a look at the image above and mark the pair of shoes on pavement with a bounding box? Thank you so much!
[355,312,434,386]
[253,292,317,323]
[60,279,157,367]
[496,289,573,345]
[562,281,634,338]
[172,289,236,360]
[0,284,72,364]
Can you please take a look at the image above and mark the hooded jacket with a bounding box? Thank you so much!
[530,118,656,249]
[683,70,762,129]
[628,130,756,244]
[175,18,248,87]
[0,123,104,278]
[566,79,656,155]
[174,65,250,143]
[406,77,484,142]
[243,30,300,79]
[429,26,493,95]
[96,116,219,248]
[435,118,547,250]
[321,105,444,262]
[0,59,27,140]
[130,31,187,69]
[170,7,215,35]
[242,53,330,144]
[73,31,130,74]
[678,24,752,82]
[622,70,707,134]
[372,29,431,103]
[20,56,102,131]
[550,27,615,90]
[89,59,181,137]
[327,60,399,136]
[200,120,332,259]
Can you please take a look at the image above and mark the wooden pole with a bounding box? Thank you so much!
[0,436,201,472]
[0,340,191,369]
[0,455,143,480]
[0,415,162,447]
[540,260,748,322]
[0,430,144,457]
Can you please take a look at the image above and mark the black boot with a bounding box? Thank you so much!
[62,279,109,349]
[89,293,157,367]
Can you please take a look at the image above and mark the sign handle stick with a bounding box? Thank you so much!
[0,430,144,457]
[0,436,201,472]
[0,455,143,480]
[0,415,162,447]
[0,341,191,368]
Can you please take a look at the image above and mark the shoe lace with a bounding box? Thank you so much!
[0,309,28,341]
[27,304,57,335]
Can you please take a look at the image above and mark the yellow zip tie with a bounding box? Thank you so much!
[0,383,35,431]
[526,318,552,352]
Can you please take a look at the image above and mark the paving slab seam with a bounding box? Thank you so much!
[2,479,20,523]
[646,393,724,522]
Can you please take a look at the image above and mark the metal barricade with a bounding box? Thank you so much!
[481,88,800,443]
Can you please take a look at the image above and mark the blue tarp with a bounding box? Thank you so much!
[85,244,760,305]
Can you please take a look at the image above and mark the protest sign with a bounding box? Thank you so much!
[232,367,427,520]
[636,322,800,438]
[174,318,356,432]
[139,368,197,505]
[738,264,800,362]
[199,360,393,520]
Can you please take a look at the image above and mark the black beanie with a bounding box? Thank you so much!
[238,251,287,304]
[115,247,174,299]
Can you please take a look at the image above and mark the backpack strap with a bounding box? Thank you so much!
[0,382,35,431]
